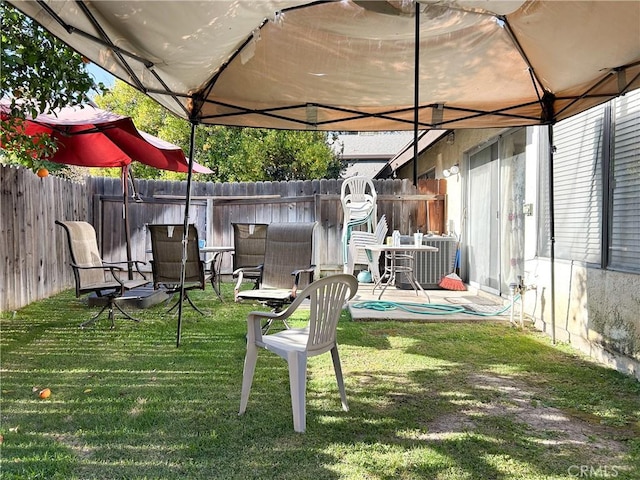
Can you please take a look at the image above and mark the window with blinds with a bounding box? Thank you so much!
[610,92,640,272]
[537,88,640,273]
[548,105,606,264]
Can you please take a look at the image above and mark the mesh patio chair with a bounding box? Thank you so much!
[232,222,268,290]
[234,222,316,329]
[56,220,149,328]
[239,274,358,433]
[148,224,211,315]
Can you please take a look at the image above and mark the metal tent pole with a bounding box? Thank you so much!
[176,122,197,347]
[413,2,420,187]
[547,124,556,344]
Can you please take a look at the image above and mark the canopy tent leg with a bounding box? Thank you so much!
[413,2,420,187]
[177,122,198,347]
[547,124,556,344]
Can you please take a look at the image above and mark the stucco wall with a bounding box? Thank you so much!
[525,258,640,380]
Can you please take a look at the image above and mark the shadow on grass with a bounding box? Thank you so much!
[337,320,640,479]
[1,285,639,479]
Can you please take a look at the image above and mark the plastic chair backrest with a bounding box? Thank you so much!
[305,274,358,354]
[373,215,388,243]
[349,215,388,261]
[340,176,377,223]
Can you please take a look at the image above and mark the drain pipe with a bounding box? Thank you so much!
[509,276,525,328]
[520,286,525,328]
[509,281,518,326]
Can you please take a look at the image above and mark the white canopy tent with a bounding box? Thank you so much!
[9,0,639,345]
[9,0,640,131]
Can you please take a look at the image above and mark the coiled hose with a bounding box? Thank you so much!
[351,295,519,317]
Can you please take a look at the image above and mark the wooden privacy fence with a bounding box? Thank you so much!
[1,165,89,311]
[1,165,446,312]
[91,177,447,276]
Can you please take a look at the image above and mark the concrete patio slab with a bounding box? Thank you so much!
[348,283,512,323]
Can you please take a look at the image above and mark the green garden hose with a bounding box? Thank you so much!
[351,295,519,317]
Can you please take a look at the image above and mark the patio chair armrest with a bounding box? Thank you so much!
[71,263,128,288]
[290,265,315,297]
[246,312,265,344]
[71,263,124,273]
[291,265,316,286]
[247,310,285,344]
[131,260,148,280]
[233,265,264,299]
[233,265,263,278]
[103,260,148,280]
[203,257,213,270]
[349,231,377,243]
[246,292,309,343]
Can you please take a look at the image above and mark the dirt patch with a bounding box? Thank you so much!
[424,373,628,466]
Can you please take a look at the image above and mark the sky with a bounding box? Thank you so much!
[87,63,115,94]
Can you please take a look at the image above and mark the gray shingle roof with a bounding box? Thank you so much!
[332,132,414,160]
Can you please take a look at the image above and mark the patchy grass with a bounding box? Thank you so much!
[1,284,639,479]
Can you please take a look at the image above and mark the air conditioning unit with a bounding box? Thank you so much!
[395,236,458,289]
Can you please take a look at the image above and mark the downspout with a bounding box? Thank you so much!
[600,103,613,269]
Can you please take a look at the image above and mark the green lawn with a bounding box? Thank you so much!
[1,284,639,480]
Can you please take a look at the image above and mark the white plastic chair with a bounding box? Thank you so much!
[341,176,377,227]
[341,176,377,266]
[239,274,358,433]
[345,215,388,282]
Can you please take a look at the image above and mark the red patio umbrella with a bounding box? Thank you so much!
[0,101,211,174]
[1,101,212,278]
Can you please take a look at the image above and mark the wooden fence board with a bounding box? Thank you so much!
[2,168,16,308]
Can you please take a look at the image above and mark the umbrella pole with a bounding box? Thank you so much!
[122,165,133,280]
[412,2,420,187]
[547,124,556,344]
[176,122,198,347]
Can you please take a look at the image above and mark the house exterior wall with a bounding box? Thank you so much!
[526,258,640,379]
[396,128,502,235]
[393,124,640,380]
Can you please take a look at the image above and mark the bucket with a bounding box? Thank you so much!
[357,270,372,283]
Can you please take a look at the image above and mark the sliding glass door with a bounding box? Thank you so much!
[466,129,526,295]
